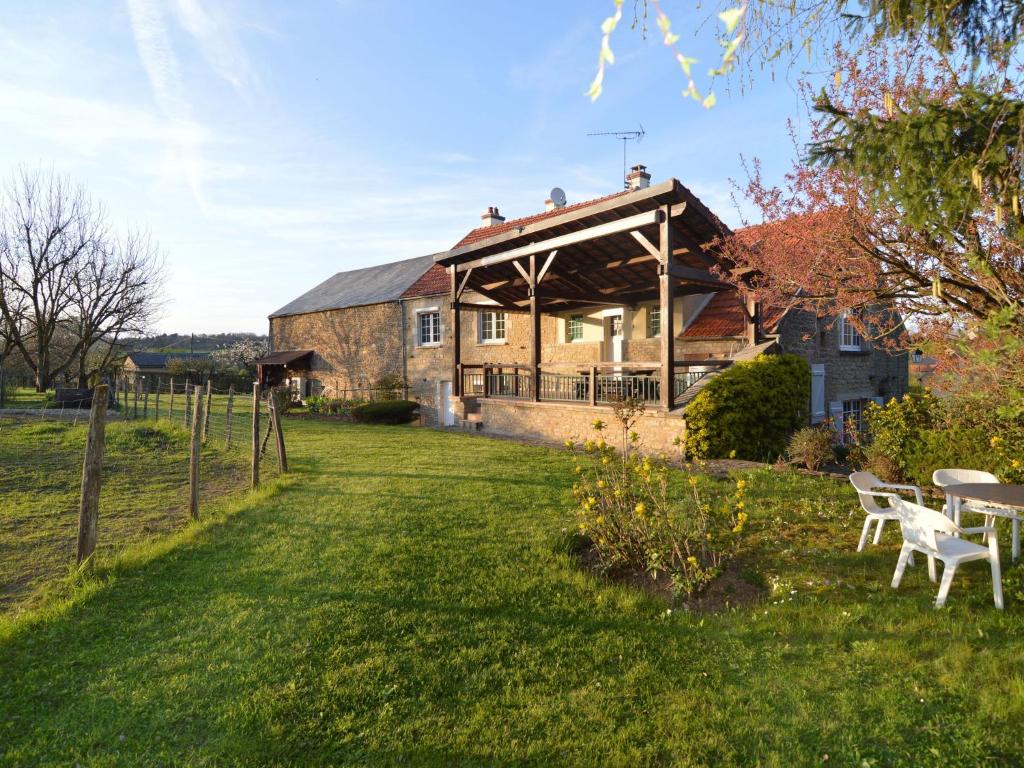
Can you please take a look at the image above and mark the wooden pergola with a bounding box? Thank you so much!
[436,179,759,410]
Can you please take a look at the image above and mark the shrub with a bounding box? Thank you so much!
[863,388,935,481]
[373,374,405,401]
[566,405,747,598]
[684,354,811,461]
[352,399,419,424]
[304,395,326,413]
[787,426,836,471]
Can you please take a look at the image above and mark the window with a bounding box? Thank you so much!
[839,313,863,351]
[479,310,507,343]
[842,398,868,436]
[567,314,584,342]
[648,305,661,338]
[417,310,441,346]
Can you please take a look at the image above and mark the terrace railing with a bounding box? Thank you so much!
[458,361,728,409]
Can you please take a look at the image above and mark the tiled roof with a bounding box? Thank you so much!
[401,262,449,298]
[270,253,440,318]
[682,290,787,339]
[453,190,631,249]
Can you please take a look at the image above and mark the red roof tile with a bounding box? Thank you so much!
[682,290,788,339]
[401,262,449,298]
[453,190,631,249]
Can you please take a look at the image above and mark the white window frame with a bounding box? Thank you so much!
[842,398,868,436]
[479,310,507,344]
[839,312,864,352]
[648,305,661,338]
[567,314,584,343]
[416,307,442,347]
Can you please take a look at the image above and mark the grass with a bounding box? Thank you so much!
[0,385,50,409]
[1,420,1023,765]
[0,412,256,614]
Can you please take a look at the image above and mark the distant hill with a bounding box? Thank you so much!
[123,332,268,354]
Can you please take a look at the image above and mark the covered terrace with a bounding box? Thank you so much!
[436,178,761,411]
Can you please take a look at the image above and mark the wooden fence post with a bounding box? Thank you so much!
[185,383,192,428]
[76,383,108,565]
[251,382,260,489]
[189,383,203,520]
[133,379,140,419]
[154,379,161,422]
[168,378,175,421]
[143,390,149,420]
[225,384,234,449]
[270,394,288,473]
[202,379,212,444]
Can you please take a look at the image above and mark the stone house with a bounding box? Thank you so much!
[268,165,907,449]
[122,351,211,391]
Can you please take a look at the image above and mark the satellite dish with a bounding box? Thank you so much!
[549,187,567,207]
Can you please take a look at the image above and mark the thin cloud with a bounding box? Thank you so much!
[172,0,255,91]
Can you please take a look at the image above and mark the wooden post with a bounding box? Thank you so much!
[589,366,597,407]
[270,394,288,473]
[133,379,140,419]
[168,378,175,421]
[225,384,234,449]
[202,379,212,444]
[251,382,260,489]
[450,265,462,396]
[189,383,203,520]
[143,390,149,420]
[529,254,541,401]
[659,205,676,409]
[154,380,161,422]
[185,382,192,428]
[483,366,491,398]
[76,383,108,564]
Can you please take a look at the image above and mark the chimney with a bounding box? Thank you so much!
[480,206,505,227]
[626,164,651,191]
[545,197,567,212]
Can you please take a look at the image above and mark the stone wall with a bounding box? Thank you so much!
[776,309,909,406]
[269,303,404,396]
[403,295,450,425]
[478,398,688,455]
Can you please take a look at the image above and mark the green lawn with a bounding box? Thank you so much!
[1,420,1023,766]
[0,386,50,409]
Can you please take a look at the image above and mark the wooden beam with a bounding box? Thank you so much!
[454,209,663,272]
[630,230,660,259]
[511,259,531,284]
[529,254,540,401]
[458,302,530,314]
[659,204,675,410]
[450,266,462,396]
[537,250,558,283]
[666,263,727,287]
[456,268,473,299]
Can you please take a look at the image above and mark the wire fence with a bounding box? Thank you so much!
[0,378,287,615]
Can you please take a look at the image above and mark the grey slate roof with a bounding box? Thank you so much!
[270,254,438,318]
[125,351,210,369]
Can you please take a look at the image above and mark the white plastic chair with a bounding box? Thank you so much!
[890,498,1003,609]
[933,468,1020,561]
[849,472,924,552]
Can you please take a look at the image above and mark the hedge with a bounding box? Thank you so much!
[684,353,811,461]
[351,400,419,425]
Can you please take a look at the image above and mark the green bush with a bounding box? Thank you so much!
[352,399,419,424]
[684,354,811,461]
[787,425,836,470]
[862,388,935,481]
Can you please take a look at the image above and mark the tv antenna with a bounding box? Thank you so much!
[587,124,645,189]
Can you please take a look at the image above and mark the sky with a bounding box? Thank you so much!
[0,1,819,335]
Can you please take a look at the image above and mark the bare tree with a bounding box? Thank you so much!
[0,168,164,391]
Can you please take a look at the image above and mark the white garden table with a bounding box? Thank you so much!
[945,483,1024,562]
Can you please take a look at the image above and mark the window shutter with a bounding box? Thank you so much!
[871,396,885,407]
[810,364,826,424]
[829,401,844,442]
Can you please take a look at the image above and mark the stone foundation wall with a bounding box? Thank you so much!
[477,399,688,455]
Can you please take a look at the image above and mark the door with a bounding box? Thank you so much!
[605,313,624,363]
[440,380,455,426]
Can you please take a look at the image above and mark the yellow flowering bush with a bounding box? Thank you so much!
[566,398,747,598]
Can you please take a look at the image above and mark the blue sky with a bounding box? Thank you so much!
[0,1,817,334]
